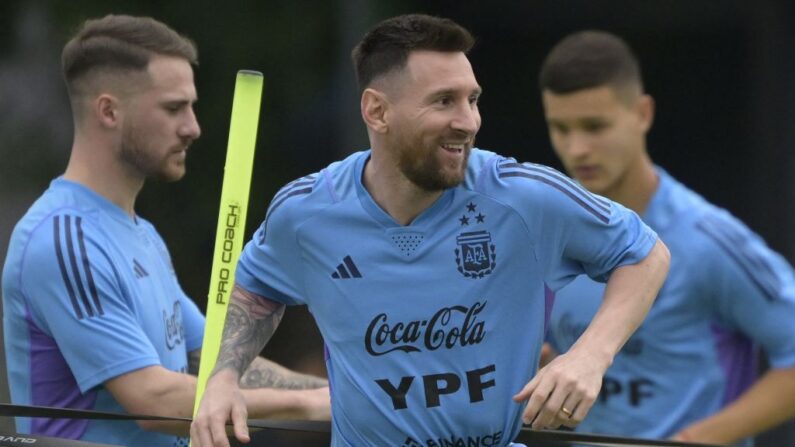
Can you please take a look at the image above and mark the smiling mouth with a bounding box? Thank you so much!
[440,142,467,154]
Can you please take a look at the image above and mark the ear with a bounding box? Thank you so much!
[636,94,655,133]
[361,88,389,134]
[95,94,122,129]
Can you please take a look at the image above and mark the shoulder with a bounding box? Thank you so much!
[264,171,323,227]
[691,203,790,299]
[649,169,712,229]
[4,191,111,302]
[263,151,367,229]
[691,203,759,254]
[474,150,613,223]
[10,189,106,266]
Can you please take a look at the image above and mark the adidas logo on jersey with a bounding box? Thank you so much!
[331,255,362,279]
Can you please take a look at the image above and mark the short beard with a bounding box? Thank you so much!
[120,125,183,182]
[397,142,472,192]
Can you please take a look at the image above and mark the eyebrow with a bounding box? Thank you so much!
[547,115,608,124]
[428,86,483,98]
[160,97,198,106]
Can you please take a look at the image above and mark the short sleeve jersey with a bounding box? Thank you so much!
[2,178,205,447]
[547,168,795,446]
[235,149,658,447]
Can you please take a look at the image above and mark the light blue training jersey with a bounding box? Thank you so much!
[547,167,795,446]
[2,178,205,447]
[235,149,658,447]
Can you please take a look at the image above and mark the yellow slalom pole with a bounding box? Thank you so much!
[192,70,264,421]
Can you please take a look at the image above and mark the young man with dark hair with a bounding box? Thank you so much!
[2,14,328,447]
[192,15,670,447]
[540,30,795,446]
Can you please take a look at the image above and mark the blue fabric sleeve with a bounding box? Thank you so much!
[235,199,306,306]
[20,214,161,392]
[552,197,656,285]
[494,163,658,291]
[179,289,205,352]
[697,211,795,368]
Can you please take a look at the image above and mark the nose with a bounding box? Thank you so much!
[180,108,201,141]
[564,132,591,158]
[451,102,481,136]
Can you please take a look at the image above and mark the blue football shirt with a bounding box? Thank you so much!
[547,168,795,446]
[2,178,205,447]
[236,149,658,446]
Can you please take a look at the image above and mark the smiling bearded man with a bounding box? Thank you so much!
[193,14,670,447]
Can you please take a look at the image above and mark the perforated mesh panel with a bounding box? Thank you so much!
[391,232,424,256]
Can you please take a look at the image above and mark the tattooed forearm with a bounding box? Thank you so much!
[240,357,328,390]
[211,284,285,379]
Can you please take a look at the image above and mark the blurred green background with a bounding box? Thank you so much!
[1,0,794,444]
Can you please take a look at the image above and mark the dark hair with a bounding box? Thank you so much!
[62,14,197,95]
[539,30,643,95]
[351,14,475,90]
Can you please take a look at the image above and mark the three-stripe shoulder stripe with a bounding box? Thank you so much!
[267,174,318,217]
[133,259,149,278]
[695,214,780,301]
[498,161,611,223]
[52,215,104,319]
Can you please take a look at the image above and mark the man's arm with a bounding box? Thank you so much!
[213,284,285,377]
[514,239,670,429]
[189,350,327,390]
[105,366,196,435]
[109,285,329,437]
[105,364,329,436]
[671,366,795,444]
[241,357,327,389]
[671,213,795,444]
[191,284,286,447]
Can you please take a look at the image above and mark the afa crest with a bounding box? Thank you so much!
[455,230,496,279]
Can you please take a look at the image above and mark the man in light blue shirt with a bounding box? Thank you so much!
[192,15,670,447]
[540,30,795,446]
[2,14,328,447]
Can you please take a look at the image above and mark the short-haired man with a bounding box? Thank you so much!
[540,30,795,446]
[2,15,328,447]
[192,15,670,447]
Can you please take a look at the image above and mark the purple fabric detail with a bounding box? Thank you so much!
[25,310,95,439]
[543,283,555,334]
[711,323,758,405]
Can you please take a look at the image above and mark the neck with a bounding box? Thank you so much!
[363,150,444,226]
[63,132,144,217]
[604,152,658,215]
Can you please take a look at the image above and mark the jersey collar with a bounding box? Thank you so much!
[51,177,140,226]
[354,150,455,229]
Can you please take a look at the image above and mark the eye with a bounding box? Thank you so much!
[582,121,608,133]
[468,94,480,106]
[436,95,454,106]
[163,102,190,115]
[549,123,569,135]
